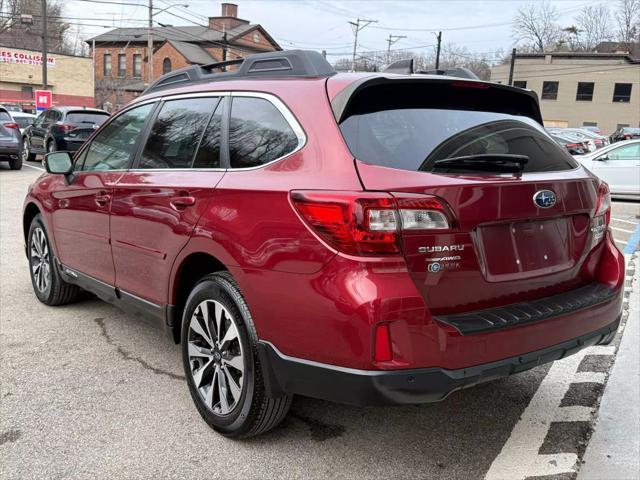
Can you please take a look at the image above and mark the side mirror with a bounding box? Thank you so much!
[44,151,73,174]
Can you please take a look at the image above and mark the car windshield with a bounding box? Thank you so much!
[66,112,109,125]
[339,83,578,174]
[623,128,640,134]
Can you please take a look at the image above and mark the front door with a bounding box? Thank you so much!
[51,102,155,285]
[110,96,225,305]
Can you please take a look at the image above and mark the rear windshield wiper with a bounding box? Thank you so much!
[431,154,529,173]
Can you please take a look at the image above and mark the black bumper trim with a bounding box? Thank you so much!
[434,282,618,335]
[257,316,620,406]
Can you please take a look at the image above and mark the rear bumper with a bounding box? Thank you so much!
[258,315,620,406]
[0,144,20,158]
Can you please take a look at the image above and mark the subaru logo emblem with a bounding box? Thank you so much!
[533,190,556,208]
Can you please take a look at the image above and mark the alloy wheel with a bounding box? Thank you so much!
[187,300,245,415]
[30,227,51,293]
[21,138,30,161]
[47,141,56,153]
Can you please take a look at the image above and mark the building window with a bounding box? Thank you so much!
[118,54,126,77]
[162,57,172,75]
[513,80,527,89]
[576,82,594,101]
[542,81,559,100]
[104,53,112,76]
[133,54,142,78]
[583,122,597,127]
[613,83,632,103]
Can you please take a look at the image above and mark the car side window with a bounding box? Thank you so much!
[606,144,640,161]
[33,112,46,127]
[228,97,299,169]
[193,98,224,169]
[80,103,153,172]
[139,97,219,169]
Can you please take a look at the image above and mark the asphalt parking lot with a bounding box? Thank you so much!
[1,163,638,480]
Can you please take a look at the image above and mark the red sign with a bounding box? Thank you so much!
[35,90,52,111]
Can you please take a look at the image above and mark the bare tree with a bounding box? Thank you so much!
[0,0,73,54]
[615,0,640,47]
[512,2,561,52]
[576,4,613,50]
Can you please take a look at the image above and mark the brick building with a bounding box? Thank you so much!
[490,50,640,135]
[0,46,94,112]
[87,3,280,110]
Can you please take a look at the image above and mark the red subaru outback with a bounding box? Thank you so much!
[23,50,624,438]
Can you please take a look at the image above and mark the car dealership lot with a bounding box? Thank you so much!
[1,164,638,479]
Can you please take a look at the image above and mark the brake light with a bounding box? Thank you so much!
[374,323,393,362]
[290,191,453,256]
[58,123,77,132]
[2,122,19,129]
[566,143,581,149]
[591,182,611,249]
[451,80,490,89]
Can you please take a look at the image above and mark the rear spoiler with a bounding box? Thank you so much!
[330,76,543,125]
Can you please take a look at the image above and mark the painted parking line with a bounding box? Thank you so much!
[485,256,637,480]
[611,226,634,234]
[22,163,44,172]
[616,239,628,245]
[611,217,639,225]
[624,224,640,255]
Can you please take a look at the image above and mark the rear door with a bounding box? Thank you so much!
[110,96,225,305]
[29,109,52,151]
[337,79,602,314]
[590,142,640,195]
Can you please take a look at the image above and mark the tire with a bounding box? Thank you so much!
[21,137,36,162]
[47,140,57,153]
[9,155,22,170]
[27,215,80,306]
[181,272,292,438]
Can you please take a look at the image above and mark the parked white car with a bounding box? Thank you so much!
[575,139,640,200]
[9,112,36,135]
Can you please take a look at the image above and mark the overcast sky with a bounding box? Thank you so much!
[65,0,608,59]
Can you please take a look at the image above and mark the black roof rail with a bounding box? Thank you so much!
[143,49,336,95]
[383,59,479,79]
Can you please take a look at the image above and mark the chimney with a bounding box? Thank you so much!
[209,3,248,31]
[221,3,238,18]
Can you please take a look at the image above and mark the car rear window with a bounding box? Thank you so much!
[0,111,11,121]
[66,111,109,125]
[339,83,578,174]
[14,117,33,128]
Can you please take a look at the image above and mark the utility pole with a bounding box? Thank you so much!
[148,0,153,84]
[386,34,407,64]
[348,18,377,72]
[434,31,442,70]
[508,48,517,86]
[42,0,48,88]
[222,31,228,62]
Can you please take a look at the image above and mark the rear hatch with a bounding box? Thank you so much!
[334,78,604,314]
[62,111,110,140]
[0,110,19,144]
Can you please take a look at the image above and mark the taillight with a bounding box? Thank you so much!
[567,143,581,149]
[2,122,19,129]
[591,182,611,248]
[290,191,453,256]
[58,123,77,132]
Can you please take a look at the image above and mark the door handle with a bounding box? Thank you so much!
[94,193,111,207]
[170,196,196,210]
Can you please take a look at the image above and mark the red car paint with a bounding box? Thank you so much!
[23,72,624,376]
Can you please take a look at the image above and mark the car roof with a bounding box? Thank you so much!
[52,106,109,114]
[10,111,35,117]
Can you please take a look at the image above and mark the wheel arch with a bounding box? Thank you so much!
[23,202,41,244]
[169,251,228,343]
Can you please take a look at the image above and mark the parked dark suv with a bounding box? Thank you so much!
[22,50,624,438]
[21,106,109,161]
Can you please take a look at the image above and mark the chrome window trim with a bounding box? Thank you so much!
[109,91,306,173]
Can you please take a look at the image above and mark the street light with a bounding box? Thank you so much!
[148,3,189,84]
